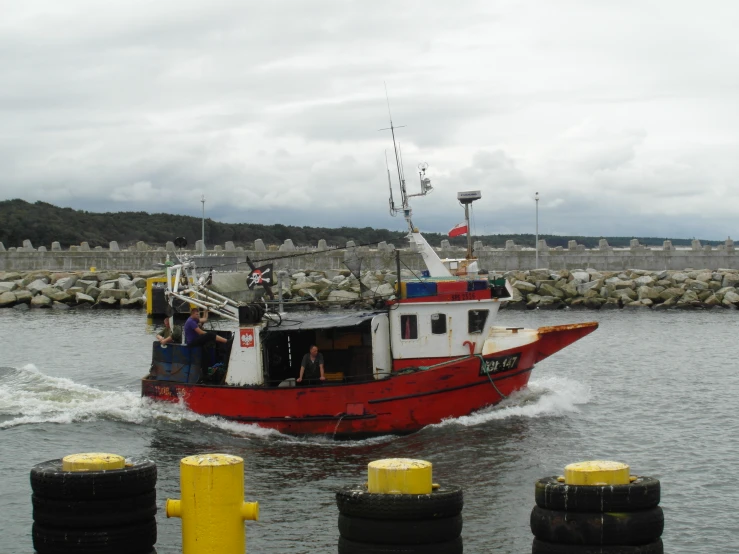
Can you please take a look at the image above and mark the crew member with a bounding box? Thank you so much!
[297,345,326,384]
[184,307,228,347]
[156,317,181,345]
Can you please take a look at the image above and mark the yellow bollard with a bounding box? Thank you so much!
[367,458,433,494]
[166,453,259,554]
[61,452,125,472]
[563,460,631,486]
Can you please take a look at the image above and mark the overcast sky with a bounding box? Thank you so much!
[2,0,738,240]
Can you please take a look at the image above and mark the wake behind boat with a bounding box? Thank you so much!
[141,122,597,438]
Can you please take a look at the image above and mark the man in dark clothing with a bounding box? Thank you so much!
[184,307,228,347]
[297,345,325,384]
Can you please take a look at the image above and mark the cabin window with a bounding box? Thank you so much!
[431,313,447,334]
[468,309,489,334]
[400,315,418,340]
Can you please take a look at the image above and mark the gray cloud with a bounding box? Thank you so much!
[1,0,738,241]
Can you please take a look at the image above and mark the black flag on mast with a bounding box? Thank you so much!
[247,264,273,291]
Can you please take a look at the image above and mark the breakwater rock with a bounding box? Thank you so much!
[500,267,739,310]
[3,267,739,313]
[0,270,164,310]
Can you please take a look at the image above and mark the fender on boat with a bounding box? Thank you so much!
[534,322,598,363]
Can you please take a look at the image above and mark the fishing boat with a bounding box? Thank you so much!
[141,124,597,438]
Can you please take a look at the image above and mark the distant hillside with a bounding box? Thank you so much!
[0,199,722,250]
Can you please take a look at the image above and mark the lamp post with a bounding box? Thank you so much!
[535,192,539,269]
[201,195,206,256]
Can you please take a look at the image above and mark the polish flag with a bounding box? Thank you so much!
[448,222,468,237]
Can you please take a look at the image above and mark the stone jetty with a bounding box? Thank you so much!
[500,267,739,310]
[0,270,163,311]
[2,266,739,312]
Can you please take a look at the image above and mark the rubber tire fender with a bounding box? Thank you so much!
[535,476,660,512]
[32,518,157,554]
[532,538,664,554]
[338,513,462,545]
[32,490,157,528]
[336,484,463,520]
[530,506,664,546]
[30,458,157,501]
[338,536,463,554]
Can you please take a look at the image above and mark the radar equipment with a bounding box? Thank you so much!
[457,190,481,260]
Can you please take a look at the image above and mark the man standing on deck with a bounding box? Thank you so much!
[184,307,228,347]
[297,345,326,384]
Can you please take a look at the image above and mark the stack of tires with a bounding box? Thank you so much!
[335,483,464,554]
[530,475,664,553]
[30,458,158,554]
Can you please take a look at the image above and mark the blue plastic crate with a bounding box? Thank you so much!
[405,281,438,298]
[468,280,489,291]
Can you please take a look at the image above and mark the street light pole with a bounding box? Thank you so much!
[201,195,206,256]
[535,192,539,269]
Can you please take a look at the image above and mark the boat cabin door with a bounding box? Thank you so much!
[371,314,391,379]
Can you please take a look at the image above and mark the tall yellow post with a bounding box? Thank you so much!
[166,453,259,554]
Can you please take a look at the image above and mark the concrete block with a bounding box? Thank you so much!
[214,245,223,252]
[254,239,266,251]
[225,241,235,251]
[0,242,5,252]
[630,239,641,248]
[599,238,610,250]
[280,239,296,251]
[80,242,91,252]
[51,242,61,252]
[441,240,451,249]
[567,240,578,250]
[109,241,120,252]
[663,240,674,251]
[317,239,327,251]
[136,241,148,252]
[692,239,702,250]
[505,240,516,250]
[69,245,79,252]
[38,246,47,252]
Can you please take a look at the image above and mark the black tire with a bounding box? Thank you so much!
[530,506,664,546]
[33,518,157,554]
[535,476,660,512]
[336,484,463,520]
[338,536,463,554]
[338,514,462,545]
[30,458,157,501]
[533,538,663,554]
[32,490,157,528]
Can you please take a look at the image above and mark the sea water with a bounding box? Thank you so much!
[1,308,737,553]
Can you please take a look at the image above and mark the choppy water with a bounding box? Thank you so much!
[1,307,737,553]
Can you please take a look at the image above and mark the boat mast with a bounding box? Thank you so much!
[380,88,451,278]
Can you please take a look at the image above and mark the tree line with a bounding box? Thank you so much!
[0,199,722,250]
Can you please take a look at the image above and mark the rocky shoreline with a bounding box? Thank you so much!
[2,266,739,312]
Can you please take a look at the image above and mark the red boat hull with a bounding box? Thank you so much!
[141,322,597,437]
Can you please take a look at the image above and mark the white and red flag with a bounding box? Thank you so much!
[448,222,468,237]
